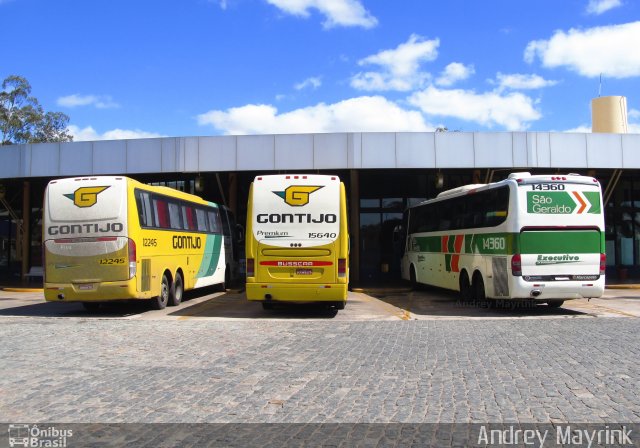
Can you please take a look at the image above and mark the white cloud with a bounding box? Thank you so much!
[57,94,119,109]
[351,34,439,91]
[586,0,622,15]
[494,73,558,91]
[68,125,164,141]
[524,21,640,78]
[629,108,640,120]
[197,96,433,134]
[295,76,322,90]
[435,62,474,87]
[265,0,377,29]
[564,124,592,132]
[408,86,541,131]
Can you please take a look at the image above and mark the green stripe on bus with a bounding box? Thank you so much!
[583,192,601,214]
[520,230,601,254]
[412,233,517,255]
[198,234,222,278]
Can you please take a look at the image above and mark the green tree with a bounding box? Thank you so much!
[0,75,73,145]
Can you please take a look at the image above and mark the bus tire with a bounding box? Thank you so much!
[409,265,419,290]
[225,264,231,287]
[473,273,486,301]
[152,273,170,310]
[333,301,346,310]
[459,271,472,302]
[82,302,100,312]
[547,300,564,308]
[169,272,183,306]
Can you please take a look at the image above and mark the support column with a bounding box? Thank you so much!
[349,170,360,284]
[21,181,30,281]
[228,172,238,216]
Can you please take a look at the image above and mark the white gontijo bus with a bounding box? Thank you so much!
[401,172,605,307]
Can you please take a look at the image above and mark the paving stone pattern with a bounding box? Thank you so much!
[0,318,639,424]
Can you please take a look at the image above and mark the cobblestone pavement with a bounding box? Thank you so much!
[1,316,639,425]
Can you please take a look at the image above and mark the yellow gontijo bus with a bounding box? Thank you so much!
[245,174,349,310]
[43,176,226,311]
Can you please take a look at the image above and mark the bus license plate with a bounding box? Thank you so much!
[78,284,94,290]
[296,268,312,275]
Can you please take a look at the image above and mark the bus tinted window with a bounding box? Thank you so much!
[207,210,221,234]
[195,209,208,232]
[135,190,154,227]
[409,186,509,232]
[182,206,196,231]
[168,202,182,230]
[154,199,170,229]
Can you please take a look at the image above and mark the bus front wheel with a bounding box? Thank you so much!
[152,274,170,310]
[169,272,183,306]
[459,271,472,302]
[409,266,418,290]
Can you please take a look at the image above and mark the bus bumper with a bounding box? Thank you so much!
[44,280,140,302]
[509,277,605,300]
[246,282,348,302]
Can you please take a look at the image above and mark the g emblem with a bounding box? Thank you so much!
[64,186,110,208]
[273,185,323,207]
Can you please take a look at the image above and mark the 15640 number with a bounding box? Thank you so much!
[308,233,337,238]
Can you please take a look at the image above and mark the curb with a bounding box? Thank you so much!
[2,288,44,293]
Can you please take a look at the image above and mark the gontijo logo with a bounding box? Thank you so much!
[273,185,323,207]
[64,186,110,208]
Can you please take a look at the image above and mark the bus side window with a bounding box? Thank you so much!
[195,209,208,232]
[168,202,182,230]
[182,206,196,231]
[135,191,154,227]
[154,199,169,229]
[207,210,222,234]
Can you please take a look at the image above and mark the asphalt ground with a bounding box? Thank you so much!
[1,285,639,447]
[1,284,639,320]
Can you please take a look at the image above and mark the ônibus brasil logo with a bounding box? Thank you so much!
[273,185,323,207]
[64,186,110,208]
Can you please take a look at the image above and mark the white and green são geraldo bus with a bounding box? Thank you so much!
[400,172,605,307]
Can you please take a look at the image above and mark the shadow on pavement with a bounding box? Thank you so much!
[168,290,340,319]
[364,285,591,318]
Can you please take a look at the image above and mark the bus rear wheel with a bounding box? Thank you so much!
[152,273,170,310]
[169,272,183,306]
[547,300,564,308]
[332,301,346,310]
[473,273,486,301]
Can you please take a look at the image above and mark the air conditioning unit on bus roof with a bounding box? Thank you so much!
[508,172,531,179]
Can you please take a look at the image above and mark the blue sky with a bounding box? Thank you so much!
[2,0,640,140]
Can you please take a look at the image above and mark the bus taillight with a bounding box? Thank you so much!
[128,238,137,279]
[511,254,522,276]
[600,253,606,275]
[247,258,255,277]
[338,258,347,278]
